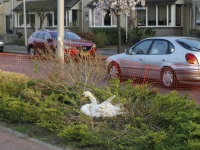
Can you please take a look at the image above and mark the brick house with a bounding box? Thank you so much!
[0,0,200,42]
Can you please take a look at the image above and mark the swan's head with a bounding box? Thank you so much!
[81,91,93,100]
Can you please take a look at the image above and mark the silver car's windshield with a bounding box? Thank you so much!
[176,38,200,51]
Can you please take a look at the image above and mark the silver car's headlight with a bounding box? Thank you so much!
[0,42,4,45]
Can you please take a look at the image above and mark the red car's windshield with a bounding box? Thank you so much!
[50,32,81,40]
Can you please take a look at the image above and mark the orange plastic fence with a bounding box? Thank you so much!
[1,53,200,105]
[108,58,200,105]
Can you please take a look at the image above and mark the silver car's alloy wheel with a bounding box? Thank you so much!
[110,65,118,79]
[162,68,176,88]
[109,62,122,80]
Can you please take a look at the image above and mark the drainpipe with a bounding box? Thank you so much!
[126,14,127,43]
[82,0,83,31]
[12,0,14,29]
[23,0,27,46]
[193,0,196,29]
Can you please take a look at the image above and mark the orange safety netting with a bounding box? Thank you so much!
[107,59,200,105]
[1,53,200,105]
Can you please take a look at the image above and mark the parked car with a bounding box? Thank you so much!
[106,37,200,88]
[0,40,4,52]
[27,29,96,58]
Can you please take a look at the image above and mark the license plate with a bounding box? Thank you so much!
[80,51,90,56]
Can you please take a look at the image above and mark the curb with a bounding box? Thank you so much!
[0,124,71,150]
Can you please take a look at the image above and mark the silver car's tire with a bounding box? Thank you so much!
[109,62,123,81]
[161,68,178,88]
[29,47,36,56]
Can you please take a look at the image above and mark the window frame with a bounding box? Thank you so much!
[137,4,182,27]
[90,8,117,27]
[15,12,35,27]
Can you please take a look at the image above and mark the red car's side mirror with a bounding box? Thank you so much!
[47,38,53,42]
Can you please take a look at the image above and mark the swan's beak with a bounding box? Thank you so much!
[81,95,85,101]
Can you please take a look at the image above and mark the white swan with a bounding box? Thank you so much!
[81,91,121,118]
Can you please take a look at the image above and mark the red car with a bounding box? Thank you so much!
[27,29,96,58]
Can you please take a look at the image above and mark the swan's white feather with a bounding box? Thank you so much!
[81,91,121,118]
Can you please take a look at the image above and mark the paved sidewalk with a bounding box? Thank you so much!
[0,124,68,150]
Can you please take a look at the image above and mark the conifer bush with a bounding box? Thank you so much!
[0,58,200,149]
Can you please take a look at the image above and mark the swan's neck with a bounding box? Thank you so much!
[89,95,98,105]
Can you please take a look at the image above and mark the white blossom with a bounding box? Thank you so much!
[93,0,145,18]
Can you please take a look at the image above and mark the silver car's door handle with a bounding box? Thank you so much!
[140,59,143,61]
[162,59,165,61]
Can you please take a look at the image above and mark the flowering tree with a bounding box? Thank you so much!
[92,0,145,53]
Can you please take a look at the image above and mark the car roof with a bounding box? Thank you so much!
[144,36,199,40]
[36,29,70,33]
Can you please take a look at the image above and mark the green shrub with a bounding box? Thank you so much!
[0,94,39,123]
[17,39,25,46]
[0,70,30,96]
[16,32,23,39]
[129,27,156,43]
[189,29,200,38]
[129,26,142,40]
[142,27,156,39]
[58,124,104,147]
[1,69,200,150]
[93,32,107,48]
[91,27,126,45]
[76,31,95,42]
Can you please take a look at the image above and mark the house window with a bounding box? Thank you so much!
[46,11,72,27]
[54,12,57,26]
[168,6,171,25]
[64,12,66,26]
[91,9,117,27]
[28,14,35,27]
[47,13,53,26]
[138,4,182,27]
[158,5,166,25]
[46,12,57,27]
[19,14,23,26]
[67,11,69,26]
[72,10,78,26]
[104,10,111,26]
[137,10,146,26]
[148,6,156,26]
[176,5,181,26]
[16,13,35,27]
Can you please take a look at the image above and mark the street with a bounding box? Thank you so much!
[1,51,200,105]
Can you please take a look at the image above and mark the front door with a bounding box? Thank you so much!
[5,16,11,33]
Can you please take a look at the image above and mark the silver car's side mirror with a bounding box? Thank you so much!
[125,49,129,54]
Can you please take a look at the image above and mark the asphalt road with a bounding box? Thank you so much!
[3,45,131,56]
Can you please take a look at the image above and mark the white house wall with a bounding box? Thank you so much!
[176,0,184,4]
[2,0,22,33]
[0,4,3,34]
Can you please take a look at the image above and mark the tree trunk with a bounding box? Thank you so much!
[40,16,44,29]
[117,14,122,54]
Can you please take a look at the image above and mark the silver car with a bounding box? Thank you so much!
[106,37,200,88]
[0,40,4,52]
